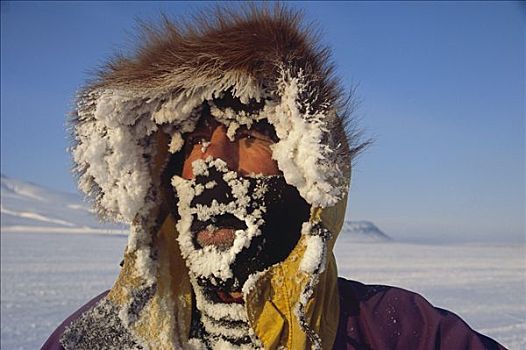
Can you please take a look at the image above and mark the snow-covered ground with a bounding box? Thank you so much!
[1,175,126,234]
[1,232,125,350]
[1,177,524,348]
[1,232,524,349]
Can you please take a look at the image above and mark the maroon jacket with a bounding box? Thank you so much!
[42,278,506,350]
[332,279,505,349]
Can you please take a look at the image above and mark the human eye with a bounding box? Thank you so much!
[187,135,208,145]
[182,132,210,157]
[185,126,213,145]
[247,121,278,143]
[236,128,272,144]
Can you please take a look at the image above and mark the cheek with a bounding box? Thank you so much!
[238,141,280,176]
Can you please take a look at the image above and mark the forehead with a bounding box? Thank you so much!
[185,94,277,141]
[189,112,276,134]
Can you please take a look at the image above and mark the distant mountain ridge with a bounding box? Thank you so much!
[1,175,126,234]
[342,220,391,242]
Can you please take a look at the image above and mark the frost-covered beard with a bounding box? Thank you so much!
[172,157,310,349]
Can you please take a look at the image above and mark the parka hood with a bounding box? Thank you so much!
[65,5,364,350]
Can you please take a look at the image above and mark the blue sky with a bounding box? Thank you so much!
[1,1,524,243]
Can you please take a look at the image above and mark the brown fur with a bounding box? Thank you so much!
[97,6,329,90]
[87,4,367,160]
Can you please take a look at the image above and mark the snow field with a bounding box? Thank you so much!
[1,232,523,349]
[334,240,525,349]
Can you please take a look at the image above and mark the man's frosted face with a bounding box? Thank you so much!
[173,111,310,304]
[181,114,281,253]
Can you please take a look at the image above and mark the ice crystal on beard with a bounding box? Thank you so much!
[173,158,272,349]
[172,158,266,282]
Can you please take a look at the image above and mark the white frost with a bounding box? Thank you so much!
[267,70,345,207]
[299,223,326,274]
[173,158,266,282]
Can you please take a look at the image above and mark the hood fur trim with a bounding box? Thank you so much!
[71,4,365,223]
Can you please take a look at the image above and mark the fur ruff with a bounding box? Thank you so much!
[71,4,366,222]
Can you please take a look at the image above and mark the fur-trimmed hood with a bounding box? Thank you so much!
[66,5,363,350]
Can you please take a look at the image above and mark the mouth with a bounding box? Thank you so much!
[190,214,249,303]
[192,214,247,250]
[196,227,236,250]
[215,290,244,304]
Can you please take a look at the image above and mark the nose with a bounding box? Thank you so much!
[200,125,238,171]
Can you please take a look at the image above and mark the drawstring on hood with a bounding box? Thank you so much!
[63,5,366,350]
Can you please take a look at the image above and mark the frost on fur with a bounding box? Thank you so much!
[268,69,347,208]
[72,75,265,224]
[72,70,348,224]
